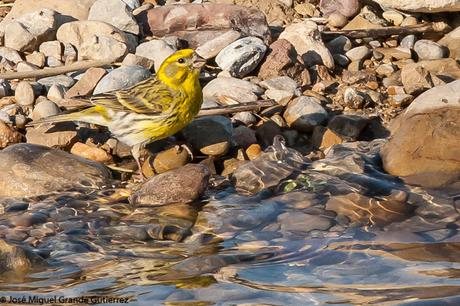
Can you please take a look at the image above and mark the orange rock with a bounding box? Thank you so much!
[65,67,107,98]
[246,143,262,160]
[0,121,22,149]
[70,142,112,163]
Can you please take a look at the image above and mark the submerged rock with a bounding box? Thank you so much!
[0,239,44,274]
[381,80,460,188]
[129,164,210,206]
[0,143,111,197]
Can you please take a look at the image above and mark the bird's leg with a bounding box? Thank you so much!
[131,143,146,181]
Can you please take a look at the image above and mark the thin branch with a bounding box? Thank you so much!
[0,59,115,80]
[197,100,276,117]
[322,22,451,40]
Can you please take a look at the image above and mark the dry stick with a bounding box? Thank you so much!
[197,100,276,117]
[0,59,115,80]
[322,22,451,40]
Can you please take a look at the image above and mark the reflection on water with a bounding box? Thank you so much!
[1,139,459,305]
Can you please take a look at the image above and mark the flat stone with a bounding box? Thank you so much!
[26,123,79,149]
[203,77,264,103]
[345,46,371,62]
[0,143,111,197]
[37,75,75,89]
[66,67,107,97]
[129,164,210,206]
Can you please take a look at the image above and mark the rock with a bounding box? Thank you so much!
[319,0,360,17]
[279,21,334,69]
[26,123,79,149]
[260,76,298,93]
[382,10,404,26]
[196,30,241,59]
[88,0,139,35]
[37,75,75,89]
[343,15,383,30]
[93,66,151,94]
[0,239,43,273]
[0,0,96,23]
[343,87,365,109]
[283,96,328,132]
[232,111,257,126]
[152,146,190,174]
[294,3,316,16]
[0,121,22,149]
[222,158,247,176]
[401,59,460,94]
[136,3,270,47]
[375,47,412,60]
[345,46,371,62]
[278,212,332,232]
[47,84,65,103]
[381,80,460,187]
[215,37,267,78]
[25,51,46,68]
[182,116,233,156]
[333,53,351,66]
[326,35,352,54]
[121,53,154,70]
[65,67,107,98]
[370,0,460,13]
[39,40,62,60]
[258,39,311,86]
[14,81,36,106]
[232,125,257,148]
[401,16,418,26]
[135,39,176,72]
[414,40,446,60]
[0,143,110,197]
[3,9,58,52]
[0,47,23,64]
[376,63,396,76]
[388,93,413,107]
[31,99,61,121]
[70,142,112,163]
[10,213,48,227]
[327,114,369,140]
[246,143,262,160]
[0,80,10,98]
[311,126,344,149]
[203,77,264,103]
[438,25,460,59]
[327,12,349,28]
[129,164,210,206]
[56,21,132,61]
[255,120,282,147]
[62,42,77,64]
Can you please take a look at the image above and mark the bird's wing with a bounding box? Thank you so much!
[89,77,177,114]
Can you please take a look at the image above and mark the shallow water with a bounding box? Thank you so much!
[1,139,459,305]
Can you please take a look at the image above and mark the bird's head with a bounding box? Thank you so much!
[157,49,206,87]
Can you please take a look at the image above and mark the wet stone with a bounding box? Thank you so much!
[278,212,333,233]
[10,212,48,227]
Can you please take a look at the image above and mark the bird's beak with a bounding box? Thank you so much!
[192,54,206,69]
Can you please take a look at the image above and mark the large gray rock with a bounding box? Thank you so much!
[371,0,460,12]
[0,143,111,197]
[93,65,151,94]
[414,40,446,60]
[129,164,210,206]
[88,0,139,35]
[215,37,267,78]
[279,20,334,69]
[283,96,328,132]
[381,80,460,187]
[203,77,264,103]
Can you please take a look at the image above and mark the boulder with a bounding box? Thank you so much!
[381,80,460,187]
[0,143,111,197]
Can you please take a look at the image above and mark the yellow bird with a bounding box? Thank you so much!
[30,49,206,173]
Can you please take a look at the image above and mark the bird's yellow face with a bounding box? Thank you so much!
[157,49,206,88]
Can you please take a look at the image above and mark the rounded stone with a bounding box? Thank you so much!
[283,96,328,132]
[31,99,61,121]
[414,40,445,60]
[93,66,151,94]
[14,81,35,106]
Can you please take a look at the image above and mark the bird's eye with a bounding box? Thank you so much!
[177,58,185,64]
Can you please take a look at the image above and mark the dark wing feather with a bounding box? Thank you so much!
[89,77,176,114]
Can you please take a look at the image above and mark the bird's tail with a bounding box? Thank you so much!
[27,106,110,127]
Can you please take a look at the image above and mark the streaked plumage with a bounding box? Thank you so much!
[30,49,206,173]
